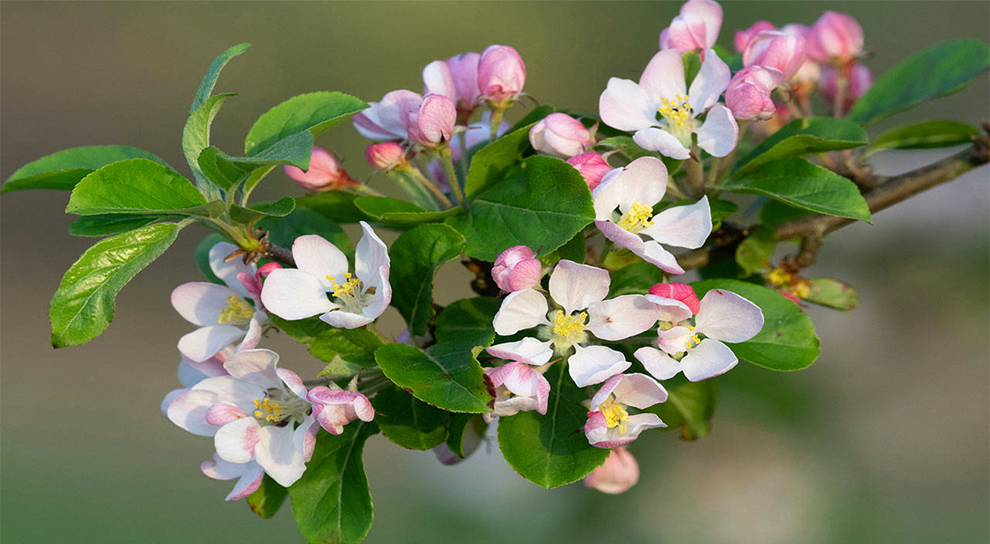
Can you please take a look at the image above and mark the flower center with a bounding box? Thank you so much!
[685,325,701,350]
[253,397,282,423]
[553,310,587,341]
[326,272,375,312]
[218,295,253,326]
[600,396,630,435]
[616,202,655,233]
[658,93,692,128]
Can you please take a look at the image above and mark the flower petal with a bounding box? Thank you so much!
[276,367,309,400]
[493,289,550,336]
[167,390,220,436]
[596,219,646,254]
[694,289,764,342]
[611,372,668,408]
[586,295,659,341]
[639,49,687,104]
[292,235,348,288]
[223,349,280,388]
[321,309,374,329]
[355,221,391,289]
[633,127,691,159]
[639,240,685,275]
[599,77,657,132]
[209,242,256,301]
[226,462,264,502]
[260,269,336,321]
[569,345,631,387]
[635,346,684,380]
[205,403,249,426]
[178,325,245,363]
[171,282,239,326]
[695,105,738,157]
[486,337,554,365]
[641,195,712,249]
[255,424,307,487]
[643,294,694,323]
[688,50,731,113]
[681,338,738,381]
[215,416,261,464]
[549,260,610,315]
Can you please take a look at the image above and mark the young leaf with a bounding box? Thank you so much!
[296,191,373,224]
[182,93,236,185]
[434,297,500,347]
[229,197,296,226]
[2,145,170,194]
[50,223,181,347]
[463,122,536,200]
[375,342,493,414]
[848,39,990,125]
[68,214,160,237]
[189,43,250,115]
[246,475,288,519]
[646,375,717,440]
[66,159,208,216]
[372,386,451,451]
[447,155,595,262]
[732,117,868,173]
[866,120,980,155]
[271,316,382,379]
[209,130,316,194]
[709,198,739,231]
[445,413,487,459]
[803,277,859,311]
[389,224,466,336]
[290,421,377,544]
[353,196,462,227]
[497,364,610,488]
[720,158,871,222]
[735,225,779,276]
[692,279,820,371]
[245,92,368,157]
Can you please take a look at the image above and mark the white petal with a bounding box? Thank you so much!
[171,282,239,326]
[492,395,540,418]
[635,346,683,380]
[598,77,657,132]
[423,60,456,99]
[688,50,731,112]
[586,295,659,341]
[166,389,219,437]
[209,242,255,300]
[549,260,610,315]
[321,309,374,329]
[569,345,631,387]
[486,338,554,365]
[225,462,264,502]
[236,311,265,351]
[639,50,687,104]
[255,425,307,487]
[591,167,629,220]
[643,295,694,323]
[695,105,738,157]
[161,387,190,415]
[633,127,691,159]
[596,157,667,218]
[612,372,668,408]
[681,339,738,381]
[641,195,712,249]
[622,412,666,437]
[177,359,209,388]
[639,240,686,275]
[178,325,245,363]
[292,235,348,289]
[355,222,391,287]
[260,269,335,321]
[277,368,310,401]
[223,349,280,388]
[192,375,268,408]
[596,220,646,254]
[215,417,261,464]
[657,325,694,354]
[493,289,550,336]
[201,454,251,481]
[694,289,765,342]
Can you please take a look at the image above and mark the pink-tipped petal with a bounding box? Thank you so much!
[486,337,554,365]
[694,289,764,342]
[214,416,260,464]
[584,447,639,494]
[611,372,668,408]
[680,338,738,381]
[205,403,249,426]
[648,282,701,314]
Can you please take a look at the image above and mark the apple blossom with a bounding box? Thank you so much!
[165,348,319,488]
[584,373,667,448]
[423,52,481,122]
[659,0,723,54]
[352,89,422,141]
[599,49,738,160]
[483,360,551,423]
[407,93,457,148]
[725,65,784,121]
[822,63,873,110]
[806,11,864,65]
[307,378,374,435]
[260,222,391,329]
[743,30,807,82]
[529,113,593,159]
[200,454,265,502]
[171,242,268,363]
[283,146,359,192]
[566,152,612,191]
[491,245,543,293]
[365,142,408,170]
[592,157,712,275]
[635,286,764,382]
[478,45,526,107]
[490,260,660,387]
[734,20,776,52]
[584,447,640,494]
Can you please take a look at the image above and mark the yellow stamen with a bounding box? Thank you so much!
[600,396,631,435]
[553,310,587,339]
[792,281,811,299]
[252,398,282,423]
[658,93,692,127]
[767,268,792,287]
[217,295,253,325]
[616,202,655,233]
[326,272,362,299]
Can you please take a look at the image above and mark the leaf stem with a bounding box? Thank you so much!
[440,146,467,208]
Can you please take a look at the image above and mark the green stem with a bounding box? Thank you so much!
[440,146,467,208]
[489,108,505,143]
[457,130,470,181]
[687,144,705,196]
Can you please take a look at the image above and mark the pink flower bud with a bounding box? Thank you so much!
[583,447,639,494]
[365,142,408,170]
[735,21,777,53]
[822,63,873,111]
[446,52,482,109]
[257,262,282,279]
[659,0,723,53]
[566,152,613,191]
[478,45,526,106]
[492,246,542,292]
[725,66,783,121]
[407,94,457,147]
[743,30,807,81]
[649,282,701,314]
[529,113,593,159]
[422,60,456,101]
[283,147,359,192]
[807,11,864,65]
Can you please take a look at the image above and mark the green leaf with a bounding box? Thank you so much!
[353,196,462,226]
[389,224,465,336]
[245,91,368,156]
[607,262,665,297]
[66,159,208,216]
[375,342,493,413]
[194,232,228,284]
[721,158,871,222]
[866,120,980,155]
[497,364,609,488]
[848,39,990,125]
[246,475,288,519]
[290,421,377,544]
[258,206,351,255]
[197,147,252,191]
[68,214,160,237]
[464,122,536,200]
[50,223,181,347]
[734,225,779,276]
[445,413,487,459]
[272,316,383,379]
[692,279,820,371]
[434,297,500,347]
[297,191,373,224]
[183,93,235,185]
[190,43,250,115]
[646,375,716,440]
[709,198,738,231]
[804,277,859,311]
[2,146,171,194]
[596,136,653,162]
[732,117,868,174]
[207,130,316,193]
[540,230,587,269]
[372,386,451,450]
[447,155,595,262]
[760,199,811,226]
[682,50,702,86]
[229,197,296,226]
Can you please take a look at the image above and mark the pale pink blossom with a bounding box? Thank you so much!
[492,245,543,293]
[407,93,457,147]
[365,142,408,170]
[636,286,764,382]
[584,447,640,494]
[806,11,864,65]
[529,113,593,159]
[200,455,264,502]
[822,63,873,111]
[584,373,667,448]
[424,52,481,120]
[659,0,723,54]
[592,157,711,275]
[566,152,612,191]
[478,45,526,107]
[780,24,822,88]
[307,379,374,436]
[725,65,784,121]
[743,30,807,81]
[735,20,776,52]
[483,361,551,423]
[352,89,423,141]
[283,147,358,192]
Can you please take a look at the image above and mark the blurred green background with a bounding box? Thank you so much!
[2,2,988,543]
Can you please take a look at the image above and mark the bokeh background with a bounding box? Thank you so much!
[2,2,988,543]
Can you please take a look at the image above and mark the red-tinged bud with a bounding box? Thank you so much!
[283,147,359,192]
[807,11,864,65]
[492,245,542,292]
[257,262,282,279]
[725,66,783,121]
[648,282,701,314]
[743,30,807,81]
[566,152,613,191]
[735,20,776,52]
[659,0,723,53]
[365,142,408,170]
[529,113,593,159]
[584,447,639,494]
[407,94,457,147]
[478,45,526,107]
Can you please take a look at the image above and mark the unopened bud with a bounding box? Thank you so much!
[735,20,776,53]
[725,66,783,121]
[566,152,613,191]
[407,93,457,147]
[283,147,359,192]
[492,245,542,292]
[743,30,807,82]
[583,447,639,494]
[365,142,408,170]
[478,45,526,107]
[807,11,864,65]
[648,282,701,314]
[529,113,593,159]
